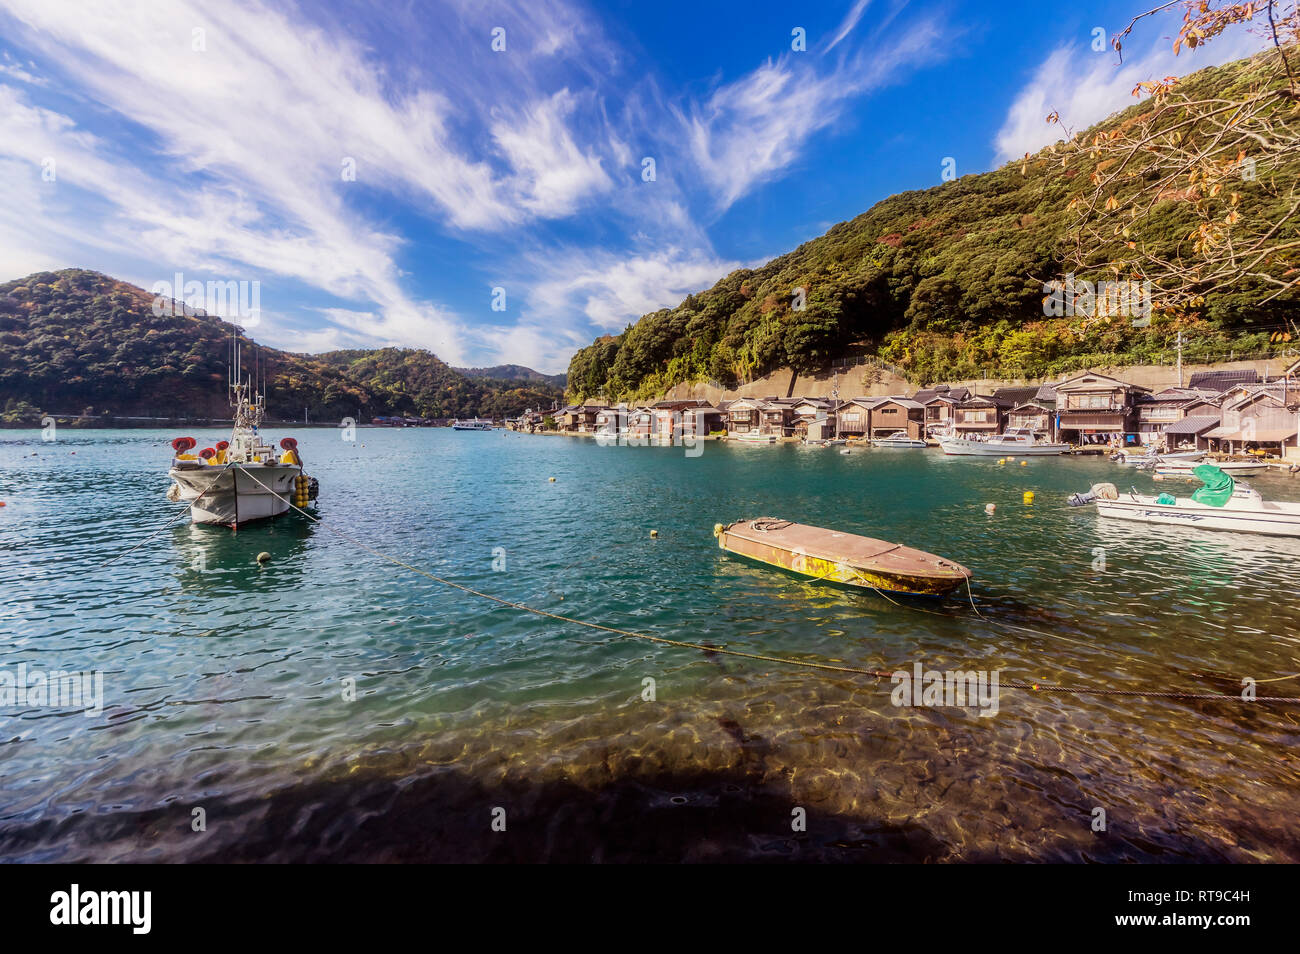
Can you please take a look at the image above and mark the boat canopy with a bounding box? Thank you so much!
[1190,464,1234,507]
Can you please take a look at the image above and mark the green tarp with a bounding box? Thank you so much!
[1190,464,1235,507]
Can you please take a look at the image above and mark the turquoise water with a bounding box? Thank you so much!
[2,427,1298,862]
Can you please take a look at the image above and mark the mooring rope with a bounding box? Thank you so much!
[100,462,234,569]
[225,465,1300,703]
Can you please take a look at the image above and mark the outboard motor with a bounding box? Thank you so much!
[1068,482,1119,507]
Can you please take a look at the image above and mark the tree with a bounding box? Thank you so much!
[1050,1,1300,310]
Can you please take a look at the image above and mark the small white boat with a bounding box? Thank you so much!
[939,428,1070,456]
[1152,458,1267,478]
[871,431,927,449]
[1112,448,1204,465]
[733,431,777,444]
[1069,466,1300,537]
[452,418,493,431]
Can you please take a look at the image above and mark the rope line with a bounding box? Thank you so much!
[100,462,234,569]
[210,465,1300,703]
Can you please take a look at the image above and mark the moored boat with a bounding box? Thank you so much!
[1068,465,1300,536]
[166,382,316,527]
[939,428,1069,456]
[733,430,777,444]
[1150,458,1266,478]
[871,430,927,449]
[1111,448,1204,465]
[714,517,972,596]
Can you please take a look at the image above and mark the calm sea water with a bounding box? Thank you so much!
[1,427,1298,862]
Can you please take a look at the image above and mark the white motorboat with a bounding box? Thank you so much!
[1069,466,1300,537]
[166,378,316,528]
[1111,448,1204,465]
[939,428,1070,456]
[871,431,927,449]
[733,430,777,444]
[452,418,493,431]
[1151,458,1267,478]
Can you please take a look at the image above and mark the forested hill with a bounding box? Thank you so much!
[0,270,563,424]
[566,51,1300,402]
[454,364,567,388]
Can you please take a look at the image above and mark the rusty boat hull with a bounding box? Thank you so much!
[715,517,971,597]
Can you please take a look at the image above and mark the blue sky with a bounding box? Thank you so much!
[0,0,1266,372]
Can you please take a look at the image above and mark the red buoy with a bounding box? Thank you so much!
[171,436,197,452]
[199,447,216,460]
[279,437,298,450]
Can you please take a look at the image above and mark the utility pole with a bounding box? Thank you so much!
[1176,331,1183,388]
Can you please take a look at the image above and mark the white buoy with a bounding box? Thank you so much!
[256,551,271,564]
[984,503,996,514]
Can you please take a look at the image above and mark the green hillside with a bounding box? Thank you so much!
[0,270,563,424]
[566,51,1299,401]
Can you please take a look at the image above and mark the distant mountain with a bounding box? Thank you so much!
[0,270,564,424]
[455,364,566,388]
[566,51,1299,401]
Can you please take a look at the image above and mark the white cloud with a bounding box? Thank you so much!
[683,15,946,210]
[993,27,1269,162]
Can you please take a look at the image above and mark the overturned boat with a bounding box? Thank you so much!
[714,517,972,596]
[1068,465,1300,537]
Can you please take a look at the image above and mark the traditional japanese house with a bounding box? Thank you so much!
[952,395,1007,437]
[790,398,836,440]
[1205,386,1298,456]
[681,404,726,436]
[1053,371,1150,445]
[1134,388,1214,445]
[651,399,708,439]
[913,386,971,437]
[758,398,799,437]
[626,406,654,439]
[723,398,766,435]
[868,397,925,439]
[1006,402,1054,437]
[835,398,882,439]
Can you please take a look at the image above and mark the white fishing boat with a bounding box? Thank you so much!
[1069,466,1300,537]
[939,427,1070,456]
[733,430,777,444]
[1152,458,1267,478]
[452,418,493,431]
[871,430,927,449]
[166,382,316,527]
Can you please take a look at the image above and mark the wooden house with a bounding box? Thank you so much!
[952,395,1006,437]
[1053,371,1150,445]
[867,397,925,439]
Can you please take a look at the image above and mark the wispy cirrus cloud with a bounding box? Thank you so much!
[682,11,947,211]
[993,22,1268,163]
[0,0,954,373]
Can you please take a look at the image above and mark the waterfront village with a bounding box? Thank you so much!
[497,365,1300,463]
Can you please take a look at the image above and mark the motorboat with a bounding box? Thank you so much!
[733,430,777,444]
[939,428,1070,456]
[714,518,971,596]
[871,431,927,449]
[1111,448,1204,465]
[1150,458,1267,478]
[1069,465,1300,536]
